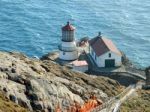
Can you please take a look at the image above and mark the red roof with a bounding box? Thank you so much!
[62,22,75,31]
[70,60,88,67]
[89,35,122,56]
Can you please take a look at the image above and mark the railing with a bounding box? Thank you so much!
[91,85,134,112]
[58,45,77,52]
[125,71,146,80]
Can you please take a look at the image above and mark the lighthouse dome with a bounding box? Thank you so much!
[62,22,75,31]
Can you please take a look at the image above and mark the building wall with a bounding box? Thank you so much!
[59,41,77,52]
[73,65,88,72]
[59,50,78,60]
[90,47,122,67]
[61,41,76,48]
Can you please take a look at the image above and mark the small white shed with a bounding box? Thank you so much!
[69,60,88,72]
[89,34,122,68]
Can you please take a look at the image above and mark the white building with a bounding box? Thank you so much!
[59,22,78,60]
[89,33,122,68]
[69,60,88,72]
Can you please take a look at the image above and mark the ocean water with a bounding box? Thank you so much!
[0,0,149,68]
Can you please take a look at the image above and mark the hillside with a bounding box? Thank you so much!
[0,51,122,112]
[0,92,28,112]
[121,90,150,112]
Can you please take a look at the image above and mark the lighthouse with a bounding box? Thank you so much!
[58,22,78,60]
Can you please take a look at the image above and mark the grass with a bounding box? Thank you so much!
[121,89,150,112]
[0,92,29,112]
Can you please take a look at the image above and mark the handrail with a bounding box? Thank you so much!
[58,45,77,52]
[91,85,134,112]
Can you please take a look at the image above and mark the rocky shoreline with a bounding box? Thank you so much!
[0,51,124,112]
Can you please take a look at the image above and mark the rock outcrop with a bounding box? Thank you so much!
[145,66,150,86]
[0,51,122,112]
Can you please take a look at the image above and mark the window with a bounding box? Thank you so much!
[63,52,65,55]
[109,53,111,58]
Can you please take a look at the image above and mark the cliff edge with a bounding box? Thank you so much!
[0,51,122,112]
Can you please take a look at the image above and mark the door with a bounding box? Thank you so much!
[105,59,115,67]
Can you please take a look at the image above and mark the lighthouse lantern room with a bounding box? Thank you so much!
[58,22,78,60]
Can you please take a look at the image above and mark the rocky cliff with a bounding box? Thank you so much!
[0,51,122,112]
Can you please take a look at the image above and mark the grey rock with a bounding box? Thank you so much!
[11,68,16,73]
[9,94,17,103]
[0,51,123,111]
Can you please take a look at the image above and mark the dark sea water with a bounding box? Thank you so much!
[0,0,150,68]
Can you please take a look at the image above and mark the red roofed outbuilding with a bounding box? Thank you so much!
[69,60,88,72]
[89,33,122,68]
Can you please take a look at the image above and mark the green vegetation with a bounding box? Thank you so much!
[0,92,29,112]
[121,90,150,112]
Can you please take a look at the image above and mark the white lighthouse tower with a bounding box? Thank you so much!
[58,22,78,60]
